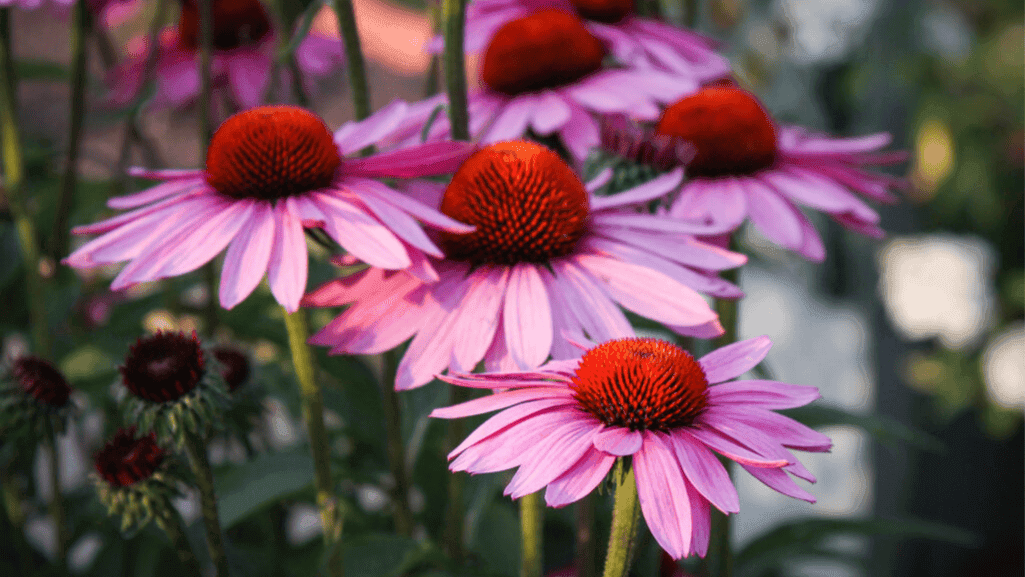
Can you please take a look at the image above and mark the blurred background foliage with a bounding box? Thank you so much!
[0,0,1021,576]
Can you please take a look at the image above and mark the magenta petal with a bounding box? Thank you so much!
[707,405,832,451]
[685,425,788,468]
[366,182,475,234]
[218,202,275,309]
[307,193,411,269]
[592,427,643,456]
[484,96,534,142]
[107,179,202,210]
[550,260,634,344]
[344,141,476,179]
[451,408,580,473]
[503,264,554,370]
[450,267,509,372]
[334,99,409,155]
[226,49,271,109]
[698,336,773,384]
[505,417,603,499]
[266,203,309,312]
[633,432,692,559]
[671,431,739,513]
[590,169,683,212]
[795,209,826,262]
[686,477,712,558]
[126,167,206,181]
[545,448,616,508]
[744,178,805,250]
[446,398,576,459]
[351,185,441,257]
[530,92,572,134]
[431,387,573,419]
[741,464,816,502]
[707,380,821,410]
[558,103,600,161]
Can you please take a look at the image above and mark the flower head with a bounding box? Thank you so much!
[305,140,746,390]
[603,85,907,260]
[94,427,166,487]
[9,356,72,408]
[64,102,475,312]
[431,336,831,559]
[105,0,344,110]
[1,356,74,436]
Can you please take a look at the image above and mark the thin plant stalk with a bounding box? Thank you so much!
[380,349,413,537]
[442,386,469,560]
[282,309,344,577]
[0,9,51,358]
[441,0,469,140]
[51,0,90,260]
[601,463,640,577]
[159,503,204,576]
[681,0,698,28]
[45,421,69,566]
[182,428,231,577]
[575,494,596,577]
[197,0,219,332]
[520,492,544,577]
[330,0,372,121]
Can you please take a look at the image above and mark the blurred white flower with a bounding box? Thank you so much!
[982,323,1025,411]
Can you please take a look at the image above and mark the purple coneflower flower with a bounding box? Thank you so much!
[401,8,696,162]
[106,0,344,110]
[64,103,475,312]
[431,336,831,559]
[604,85,906,261]
[451,0,731,82]
[304,140,745,390]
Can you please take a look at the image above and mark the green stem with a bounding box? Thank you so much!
[601,463,640,577]
[282,309,343,577]
[45,421,68,566]
[441,0,469,140]
[0,10,50,358]
[442,386,470,560]
[519,492,544,577]
[681,0,698,28]
[51,0,89,260]
[197,0,219,333]
[1,472,32,574]
[574,494,596,577]
[159,503,204,576]
[331,0,372,121]
[380,350,413,537]
[182,427,231,577]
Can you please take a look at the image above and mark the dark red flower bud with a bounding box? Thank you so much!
[94,427,166,487]
[120,331,206,403]
[212,347,250,392]
[11,356,72,408]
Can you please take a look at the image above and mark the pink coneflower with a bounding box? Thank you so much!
[450,0,730,82]
[106,0,344,110]
[403,8,696,162]
[64,104,475,312]
[305,140,745,390]
[604,85,906,261]
[430,336,831,559]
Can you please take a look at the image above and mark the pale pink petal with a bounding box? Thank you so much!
[592,427,643,456]
[794,209,826,262]
[744,178,805,250]
[686,478,712,557]
[366,182,475,234]
[530,92,572,134]
[394,273,472,390]
[698,336,773,384]
[306,193,410,269]
[446,398,577,459]
[343,141,476,179]
[633,432,692,559]
[705,405,832,451]
[348,186,442,257]
[482,95,534,142]
[558,103,600,161]
[707,380,820,410]
[126,167,206,181]
[590,169,683,211]
[64,201,199,267]
[545,448,616,507]
[334,99,409,155]
[451,407,582,473]
[551,260,633,344]
[266,202,308,312]
[313,281,428,354]
[107,178,203,209]
[431,387,574,420]
[671,431,739,513]
[685,425,788,468]
[574,254,718,328]
[670,177,747,232]
[219,202,276,309]
[586,168,613,193]
[451,267,510,372]
[74,187,207,235]
[741,464,816,502]
[503,264,553,369]
[592,212,735,236]
[505,417,603,498]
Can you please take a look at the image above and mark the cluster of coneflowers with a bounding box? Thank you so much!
[0,0,905,574]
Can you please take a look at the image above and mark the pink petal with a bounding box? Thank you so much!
[590,169,683,212]
[219,202,275,309]
[592,212,735,236]
[705,405,832,451]
[226,49,271,108]
[707,380,821,410]
[545,448,616,507]
[503,264,553,370]
[306,193,410,269]
[450,267,509,372]
[686,478,712,558]
[343,141,476,179]
[685,426,788,468]
[671,431,739,513]
[431,387,574,419]
[349,185,441,257]
[530,92,572,134]
[592,427,643,456]
[633,432,693,559]
[698,336,773,384]
[504,417,603,499]
[126,167,206,181]
[741,464,816,503]
[483,95,534,142]
[334,99,409,155]
[550,260,634,344]
[451,407,582,474]
[558,103,600,161]
[394,273,471,390]
[365,181,475,234]
[312,282,427,354]
[446,398,577,459]
[795,209,826,262]
[670,177,747,232]
[266,203,308,312]
[107,178,203,209]
[744,178,805,250]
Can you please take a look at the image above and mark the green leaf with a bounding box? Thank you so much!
[781,404,945,452]
[215,447,315,529]
[736,516,980,577]
[342,534,421,577]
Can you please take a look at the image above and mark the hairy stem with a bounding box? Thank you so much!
[331,0,372,121]
[520,492,544,577]
[282,309,343,577]
[51,0,89,260]
[441,0,469,140]
[182,427,231,577]
[601,463,640,577]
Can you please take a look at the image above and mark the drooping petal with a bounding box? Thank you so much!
[671,431,739,513]
[685,425,788,468]
[343,141,476,179]
[741,464,816,502]
[590,169,683,211]
[633,431,693,559]
[707,380,821,410]
[503,264,553,369]
[219,202,277,309]
[545,447,616,508]
[593,427,643,456]
[226,49,272,109]
[266,202,309,312]
[305,192,411,269]
[698,336,773,384]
